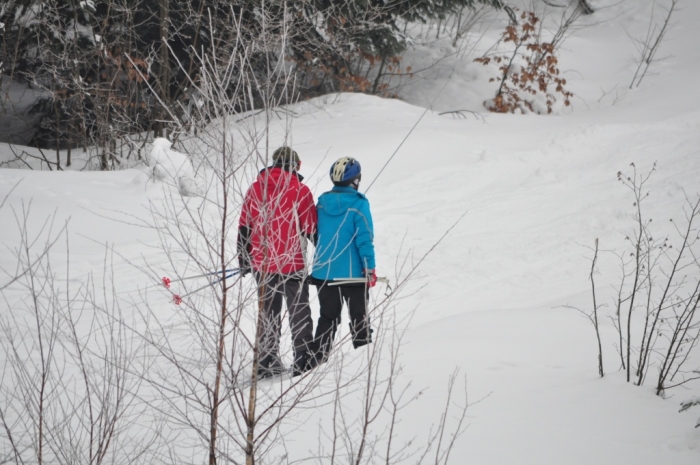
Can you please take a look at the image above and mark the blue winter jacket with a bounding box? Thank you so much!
[311,186,376,281]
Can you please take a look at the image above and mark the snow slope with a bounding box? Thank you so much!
[1,0,700,463]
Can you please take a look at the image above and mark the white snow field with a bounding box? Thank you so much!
[2,0,700,463]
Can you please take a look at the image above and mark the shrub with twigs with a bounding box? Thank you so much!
[475,10,572,114]
[572,163,700,427]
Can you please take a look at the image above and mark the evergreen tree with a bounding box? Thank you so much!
[1,0,502,160]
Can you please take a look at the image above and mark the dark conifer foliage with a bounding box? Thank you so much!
[0,0,501,155]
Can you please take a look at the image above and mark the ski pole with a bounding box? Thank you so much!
[162,268,240,289]
[171,269,241,305]
[327,277,390,286]
[328,277,392,297]
[364,68,455,195]
[364,106,430,194]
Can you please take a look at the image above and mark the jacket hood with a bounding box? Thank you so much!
[317,186,367,216]
[256,167,302,194]
[258,166,304,182]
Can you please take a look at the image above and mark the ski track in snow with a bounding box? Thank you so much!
[1,0,700,462]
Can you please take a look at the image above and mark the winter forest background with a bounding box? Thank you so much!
[1,0,700,463]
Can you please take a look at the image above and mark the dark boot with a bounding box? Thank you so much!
[300,340,324,374]
[292,351,309,377]
[314,314,338,362]
[257,355,286,380]
[350,323,373,349]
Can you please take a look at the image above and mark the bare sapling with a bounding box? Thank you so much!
[544,0,594,52]
[634,199,696,386]
[653,195,700,395]
[617,163,656,383]
[417,370,470,465]
[609,251,633,371]
[564,238,605,377]
[454,5,492,47]
[615,166,700,392]
[590,239,605,377]
[630,0,680,89]
[0,203,145,464]
[578,163,700,413]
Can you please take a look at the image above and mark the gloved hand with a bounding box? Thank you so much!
[237,227,252,277]
[238,256,251,277]
[365,269,377,288]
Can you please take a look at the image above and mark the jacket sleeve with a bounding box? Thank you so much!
[239,186,254,228]
[238,185,257,267]
[353,198,376,270]
[237,226,251,268]
[298,185,318,239]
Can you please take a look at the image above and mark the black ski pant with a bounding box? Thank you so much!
[254,273,314,370]
[313,284,372,361]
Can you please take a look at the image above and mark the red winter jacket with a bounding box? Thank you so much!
[238,167,317,275]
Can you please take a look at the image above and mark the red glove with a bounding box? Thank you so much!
[365,269,377,288]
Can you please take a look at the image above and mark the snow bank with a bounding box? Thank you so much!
[147,137,200,196]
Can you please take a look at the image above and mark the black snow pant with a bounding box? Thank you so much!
[313,284,372,362]
[255,273,314,370]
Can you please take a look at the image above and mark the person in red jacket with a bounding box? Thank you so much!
[237,146,317,378]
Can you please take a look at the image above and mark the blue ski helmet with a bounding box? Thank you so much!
[330,157,361,187]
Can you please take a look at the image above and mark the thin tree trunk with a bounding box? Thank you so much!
[626,199,646,382]
[55,100,61,169]
[591,239,604,377]
[158,0,170,139]
[626,236,642,382]
[372,57,386,94]
[497,43,521,98]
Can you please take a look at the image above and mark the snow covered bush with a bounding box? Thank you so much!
[474,9,573,114]
[146,137,200,196]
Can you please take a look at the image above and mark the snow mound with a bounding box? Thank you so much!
[147,138,200,196]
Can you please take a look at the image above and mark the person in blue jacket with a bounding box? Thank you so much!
[308,157,377,366]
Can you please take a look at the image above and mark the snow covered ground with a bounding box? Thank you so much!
[1,0,700,463]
